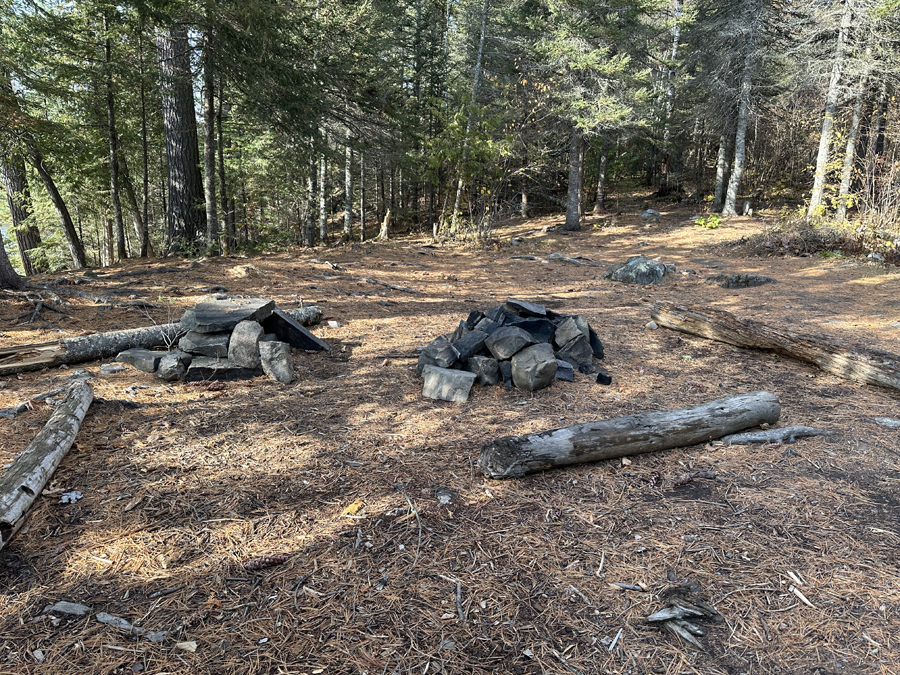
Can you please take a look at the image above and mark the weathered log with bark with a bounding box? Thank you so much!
[0,381,93,549]
[479,391,780,478]
[651,301,900,394]
[0,323,184,376]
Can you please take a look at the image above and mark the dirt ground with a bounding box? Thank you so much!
[1,201,899,675]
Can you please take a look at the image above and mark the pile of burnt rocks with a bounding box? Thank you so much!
[417,297,609,402]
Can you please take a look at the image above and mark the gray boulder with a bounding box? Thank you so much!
[505,297,547,317]
[422,365,477,402]
[259,341,294,383]
[229,320,264,368]
[416,335,460,376]
[180,297,275,334]
[452,329,488,362]
[555,359,575,382]
[485,326,536,360]
[465,355,501,386]
[511,343,558,391]
[157,350,192,381]
[603,255,675,285]
[184,357,261,383]
[178,331,230,357]
[115,348,164,373]
[554,317,584,348]
[640,209,661,223]
[556,334,594,369]
[706,273,777,289]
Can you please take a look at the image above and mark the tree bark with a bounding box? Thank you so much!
[318,152,327,243]
[27,146,87,269]
[713,124,733,211]
[836,56,868,222]
[0,381,93,549]
[651,301,900,394]
[722,36,753,216]
[104,17,127,262]
[119,156,152,258]
[0,235,23,290]
[592,139,609,215]
[0,151,40,275]
[202,23,219,252]
[359,151,366,241]
[157,25,206,254]
[564,127,584,230]
[807,0,852,217]
[138,26,151,258]
[344,138,352,240]
[479,391,780,478]
[217,77,234,253]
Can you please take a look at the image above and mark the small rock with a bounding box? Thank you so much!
[485,326,536,360]
[43,601,91,617]
[115,348,164,373]
[603,255,675,285]
[596,370,613,386]
[33,650,44,663]
[422,366,477,402]
[646,321,659,330]
[465,355,501,386]
[498,361,513,391]
[706,273,777,289]
[228,320,264,368]
[511,343,558,391]
[327,320,342,328]
[100,364,125,375]
[68,369,93,381]
[473,316,501,335]
[96,612,133,631]
[157,350,192,381]
[874,417,900,429]
[640,209,661,223]
[555,359,575,381]
[259,341,294,383]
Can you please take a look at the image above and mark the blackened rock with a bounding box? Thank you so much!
[422,365,476,402]
[474,316,501,335]
[465,310,485,329]
[511,343,557,391]
[498,360,513,391]
[180,297,275,334]
[184,357,262,383]
[229,320,264,368]
[261,309,330,351]
[588,326,605,359]
[115,348,164,373]
[259,340,294,383]
[571,315,591,339]
[706,273,777,289]
[453,329,488,362]
[178,330,230,357]
[506,317,555,344]
[448,320,469,343]
[416,336,460,376]
[596,370,613,386]
[556,334,594,369]
[603,255,674,285]
[505,297,547,317]
[465,355,501,386]
[157,350,192,381]
[555,359,575,381]
[485,326,536,360]
[485,304,509,324]
[554,317,583,348]
[545,308,562,322]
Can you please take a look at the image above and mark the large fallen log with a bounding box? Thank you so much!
[479,391,780,478]
[0,381,94,549]
[651,301,900,394]
[0,323,185,376]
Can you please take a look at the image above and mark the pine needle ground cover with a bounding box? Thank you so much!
[1,205,898,675]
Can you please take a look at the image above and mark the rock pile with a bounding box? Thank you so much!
[115,298,327,384]
[418,298,609,402]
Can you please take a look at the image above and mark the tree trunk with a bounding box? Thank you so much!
[359,151,366,241]
[713,125,733,210]
[660,0,681,194]
[592,140,609,215]
[104,18,127,262]
[807,0,852,217]
[202,25,219,252]
[119,156,152,258]
[564,127,584,230]
[722,39,753,217]
[344,138,352,240]
[139,26,151,258]
[28,146,87,269]
[216,77,234,254]
[0,381,93,549]
[0,236,23,290]
[836,69,867,222]
[479,391,780,478]
[318,152,327,243]
[0,151,40,275]
[651,301,900,394]
[306,155,316,246]
[157,25,206,254]
[380,209,391,240]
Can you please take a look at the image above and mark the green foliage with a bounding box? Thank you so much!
[694,214,722,229]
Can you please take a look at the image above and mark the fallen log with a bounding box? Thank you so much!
[720,425,831,445]
[0,381,94,549]
[651,301,900,394]
[479,391,780,478]
[0,323,185,376]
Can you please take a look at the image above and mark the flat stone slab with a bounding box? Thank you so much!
[706,273,778,288]
[100,364,126,375]
[184,357,262,383]
[261,309,330,351]
[511,343,557,391]
[180,297,275,334]
[466,355,500,386]
[259,340,294,383]
[505,297,547,317]
[44,601,91,616]
[179,331,230,357]
[485,326,536,360]
[603,255,674,285]
[422,365,476,402]
[115,348,164,373]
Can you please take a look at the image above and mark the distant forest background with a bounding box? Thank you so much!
[1,0,898,283]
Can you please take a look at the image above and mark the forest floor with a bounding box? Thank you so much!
[1,197,899,675]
